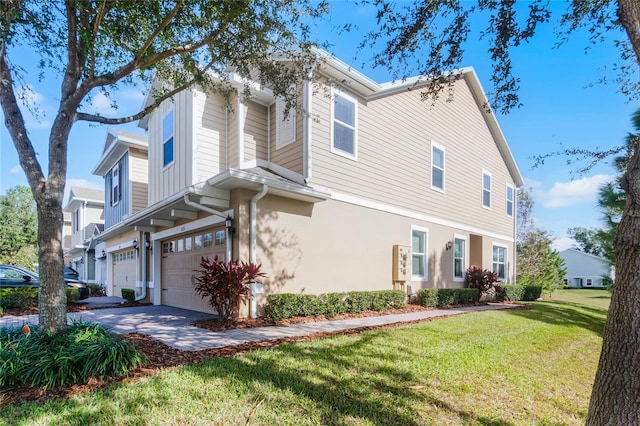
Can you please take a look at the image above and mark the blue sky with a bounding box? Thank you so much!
[0,1,636,250]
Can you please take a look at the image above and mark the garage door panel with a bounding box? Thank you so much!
[112,249,137,295]
[161,228,226,313]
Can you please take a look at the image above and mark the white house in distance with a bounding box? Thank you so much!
[559,248,612,288]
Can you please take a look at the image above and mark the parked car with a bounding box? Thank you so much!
[64,265,80,281]
[0,264,90,300]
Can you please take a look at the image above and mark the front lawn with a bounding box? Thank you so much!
[0,299,607,425]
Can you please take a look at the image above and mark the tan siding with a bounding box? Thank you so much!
[192,90,227,182]
[227,93,239,169]
[311,78,515,237]
[244,101,268,163]
[270,91,303,174]
[129,148,148,214]
[85,205,104,227]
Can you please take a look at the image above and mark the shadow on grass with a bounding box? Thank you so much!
[505,301,607,336]
[0,331,516,426]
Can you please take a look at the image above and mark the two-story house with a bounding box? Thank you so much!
[62,187,105,283]
[92,129,149,299]
[102,51,523,317]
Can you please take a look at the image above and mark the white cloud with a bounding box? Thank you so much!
[522,177,542,189]
[17,85,51,129]
[537,174,614,208]
[551,236,575,252]
[90,92,115,116]
[10,165,22,174]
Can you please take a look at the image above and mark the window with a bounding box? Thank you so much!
[411,227,428,280]
[162,111,174,167]
[111,163,121,206]
[275,93,296,149]
[203,232,213,248]
[73,208,79,233]
[431,143,445,191]
[453,236,466,281]
[215,230,225,246]
[482,171,492,208]
[492,245,507,281]
[331,90,357,158]
[177,239,184,252]
[586,278,592,286]
[194,235,203,250]
[506,184,514,217]
[185,237,192,251]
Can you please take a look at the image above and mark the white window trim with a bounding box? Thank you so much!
[111,163,120,206]
[506,183,515,218]
[275,89,297,150]
[492,243,508,281]
[162,110,175,170]
[431,141,445,193]
[453,234,467,282]
[482,170,492,210]
[330,87,358,161]
[411,225,429,281]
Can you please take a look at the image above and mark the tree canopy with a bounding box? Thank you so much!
[0,185,37,269]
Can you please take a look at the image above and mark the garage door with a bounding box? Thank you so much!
[112,248,137,295]
[161,227,226,313]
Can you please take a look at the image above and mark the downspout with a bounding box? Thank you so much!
[303,73,313,183]
[238,95,244,168]
[250,184,268,318]
[135,232,148,302]
[183,194,233,261]
[267,104,271,162]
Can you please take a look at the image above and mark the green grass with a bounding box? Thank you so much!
[0,297,609,425]
[544,288,611,310]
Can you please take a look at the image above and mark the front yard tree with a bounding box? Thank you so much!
[362,0,640,422]
[0,185,37,268]
[0,1,325,332]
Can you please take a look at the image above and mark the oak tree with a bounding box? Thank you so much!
[0,1,325,331]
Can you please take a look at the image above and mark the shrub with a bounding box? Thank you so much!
[0,287,38,310]
[66,287,80,304]
[194,256,266,322]
[121,288,135,303]
[0,321,145,390]
[522,285,543,301]
[263,290,408,321]
[501,284,525,301]
[88,284,106,296]
[465,266,500,293]
[416,288,480,307]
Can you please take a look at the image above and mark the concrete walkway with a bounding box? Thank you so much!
[0,302,519,351]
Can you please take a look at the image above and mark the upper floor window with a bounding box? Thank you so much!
[162,110,174,167]
[482,171,492,209]
[453,236,466,281]
[506,184,514,217]
[111,163,121,206]
[275,92,296,149]
[492,245,507,281]
[431,143,445,192]
[331,89,357,159]
[411,227,428,280]
[73,208,79,233]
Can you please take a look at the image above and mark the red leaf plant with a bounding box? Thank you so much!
[194,256,266,322]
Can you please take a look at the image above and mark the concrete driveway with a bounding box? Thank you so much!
[0,298,519,351]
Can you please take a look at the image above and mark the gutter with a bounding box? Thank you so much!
[249,184,268,318]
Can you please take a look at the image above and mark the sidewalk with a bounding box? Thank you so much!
[1,303,519,351]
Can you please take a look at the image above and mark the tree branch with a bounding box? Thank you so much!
[134,0,185,63]
[89,0,108,79]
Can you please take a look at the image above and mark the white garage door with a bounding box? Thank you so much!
[161,227,226,313]
[112,249,137,295]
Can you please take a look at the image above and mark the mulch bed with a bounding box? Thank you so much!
[0,301,529,406]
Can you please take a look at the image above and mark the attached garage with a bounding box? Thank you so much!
[112,248,138,294]
[160,227,226,313]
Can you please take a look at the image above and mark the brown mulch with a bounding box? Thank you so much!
[0,302,528,406]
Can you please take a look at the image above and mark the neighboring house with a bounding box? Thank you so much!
[95,50,523,317]
[559,248,612,288]
[62,211,72,264]
[62,187,105,283]
[92,129,149,298]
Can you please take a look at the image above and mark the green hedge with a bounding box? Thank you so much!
[0,287,82,311]
[264,290,407,321]
[416,288,480,308]
[121,288,135,303]
[500,284,543,301]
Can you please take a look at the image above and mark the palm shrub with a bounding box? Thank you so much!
[194,256,265,322]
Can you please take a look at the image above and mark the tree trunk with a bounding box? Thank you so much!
[586,1,640,423]
[36,194,67,332]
